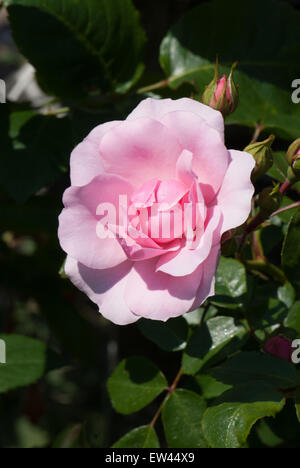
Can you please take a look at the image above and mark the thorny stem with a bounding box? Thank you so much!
[150,368,183,428]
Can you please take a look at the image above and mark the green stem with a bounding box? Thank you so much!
[137,79,169,95]
[250,123,264,144]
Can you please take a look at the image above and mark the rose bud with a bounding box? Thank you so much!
[285,139,300,182]
[244,134,275,183]
[257,185,282,216]
[264,336,292,362]
[202,59,239,118]
[286,138,300,165]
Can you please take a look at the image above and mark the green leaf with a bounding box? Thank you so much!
[0,334,46,393]
[285,301,300,335]
[107,357,167,415]
[162,389,207,448]
[194,374,232,400]
[138,317,188,352]
[210,352,300,390]
[202,383,286,448]
[282,209,300,294]
[5,0,145,98]
[0,107,73,202]
[211,257,247,309]
[245,282,290,330]
[277,283,295,309]
[255,420,283,448]
[112,426,160,449]
[182,316,247,375]
[159,0,300,140]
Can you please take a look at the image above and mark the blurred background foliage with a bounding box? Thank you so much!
[1,0,300,448]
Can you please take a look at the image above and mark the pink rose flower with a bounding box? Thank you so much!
[58,98,254,325]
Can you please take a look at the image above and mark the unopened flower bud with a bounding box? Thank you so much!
[244,135,275,183]
[257,185,281,216]
[264,336,292,362]
[286,138,300,165]
[202,59,239,118]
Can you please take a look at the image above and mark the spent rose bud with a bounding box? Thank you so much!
[202,59,239,118]
[244,134,275,183]
[257,184,281,216]
[264,336,292,362]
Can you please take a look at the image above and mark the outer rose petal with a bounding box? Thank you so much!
[58,174,133,269]
[70,121,121,186]
[127,98,224,141]
[161,111,229,202]
[65,257,138,325]
[124,258,204,321]
[216,150,255,234]
[99,118,182,186]
[191,245,220,310]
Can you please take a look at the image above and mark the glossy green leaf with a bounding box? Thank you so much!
[210,352,300,390]
[285,301,300,335]
[182,316,247,375]
[211,257,247,309]
[0,334,46,393]
[202,383,285,448]
[0,107,73,202]
[5,0,145,98]
[112,426,160,449]
[107,357,167,415]
[138,317,188,352]
[160,0,300,140]
[245,282,290,330]
[277,283,295,309]
[282,209,300,294]
[194,374,232,400]
[162,389,207,448]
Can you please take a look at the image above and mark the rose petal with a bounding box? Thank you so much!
[125,258,203,321]
[191,245,220,310]
[65,257,138,325]
[127,98,224,140]
[216,149,255,234]
[70,121,121,186]
[156,206,222,276]
[99,117,182,185]
[58,174,133,269]
[161,111,229,202]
